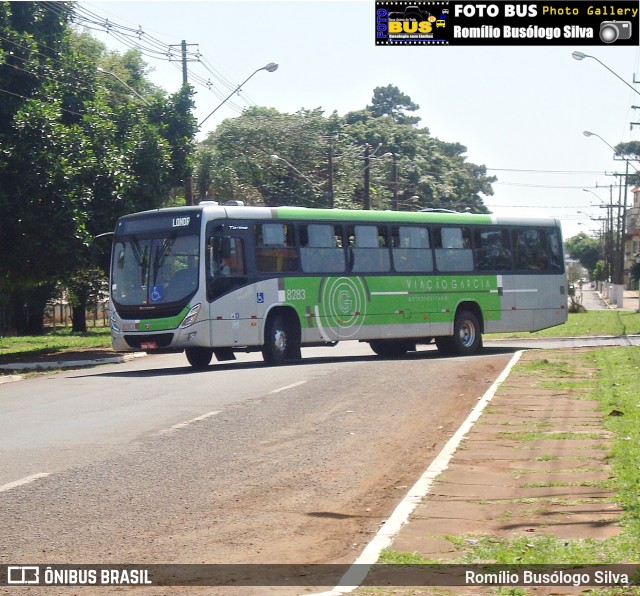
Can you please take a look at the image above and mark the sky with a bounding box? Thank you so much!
[83,1,640,240]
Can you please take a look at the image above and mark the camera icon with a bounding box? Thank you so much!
[600,21,632,43]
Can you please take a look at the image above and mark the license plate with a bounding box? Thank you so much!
[140,341,158,350]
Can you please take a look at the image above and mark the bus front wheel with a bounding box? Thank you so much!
[262,314,301,365]
[186,347,214,369]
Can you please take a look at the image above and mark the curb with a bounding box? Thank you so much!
[0,352,147,379]
[487,333,640,342]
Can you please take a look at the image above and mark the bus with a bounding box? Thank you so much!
[109,203,567,368]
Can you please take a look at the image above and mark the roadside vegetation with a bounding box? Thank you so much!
[374,347,640,595]
[486,310,640,339]
[0,327,110,362]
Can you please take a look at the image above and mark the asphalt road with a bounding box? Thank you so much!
[0,343,516,574]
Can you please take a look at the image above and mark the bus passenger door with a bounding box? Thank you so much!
[207,228,257,348]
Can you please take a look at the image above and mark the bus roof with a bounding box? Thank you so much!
[119,204,561,230]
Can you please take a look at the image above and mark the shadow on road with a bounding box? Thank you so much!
[73,345,523,380]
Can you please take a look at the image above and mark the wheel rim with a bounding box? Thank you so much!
[273,328,287,356]
[459,320,476,348]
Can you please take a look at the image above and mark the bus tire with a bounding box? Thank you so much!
[454,309,483,355]
[262,313,300,365]
[186,347,214,369]
[369,339,413,358]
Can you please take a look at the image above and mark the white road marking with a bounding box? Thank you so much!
[268,380,308,394]
[159,410,221,434]
[0,473,50,493]
[314,350,525,595]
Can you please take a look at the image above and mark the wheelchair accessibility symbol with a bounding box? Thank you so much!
[150,285,164,302]
[256,292,264,304]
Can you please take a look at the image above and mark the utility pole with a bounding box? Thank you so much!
[363,144,370,210]
[169,40,200,85]
[170,40,199,206]
[327,141,334,209]
[391,153,398,211]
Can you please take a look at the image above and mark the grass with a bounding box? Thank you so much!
[486,310,640,339]
[0,326,111,360]
[495,430,605,441]
[514,358,578,377]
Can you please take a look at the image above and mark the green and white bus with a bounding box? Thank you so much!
[109,203,567,368]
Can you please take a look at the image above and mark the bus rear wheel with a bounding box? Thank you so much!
[437,309,482,356]
[185,347,214,369]
[262,314,301,366]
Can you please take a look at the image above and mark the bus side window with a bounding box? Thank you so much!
[474,229,512,271]
[300,224,346,273]
[220,238,245,276]
[206,234,248,300]
[513,229,549,271]
[547,228,564,271]
[350,225,390,273]
[391,226,433,272]
[434,227,473,272]
[255,223,298,273]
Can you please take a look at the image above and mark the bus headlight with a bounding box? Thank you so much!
[180,304,201,328]
[110,312,121,333]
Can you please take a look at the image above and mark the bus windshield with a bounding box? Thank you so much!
[111,234,200,306]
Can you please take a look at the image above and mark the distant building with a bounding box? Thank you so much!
[624,184,640,289]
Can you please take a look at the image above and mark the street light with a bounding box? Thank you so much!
[583,131,636,297]
[572,52,640,97]
[97,67,150,105]
[199,62,278,127]
[584,131,640,175]
[582,188,606,203]
[270,154,326,207]
[270,154,322,192]
[583,130,619,154]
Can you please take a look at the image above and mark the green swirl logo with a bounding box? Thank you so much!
[319,277,369,338]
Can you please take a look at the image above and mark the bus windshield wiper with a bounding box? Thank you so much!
[129,236,150,287]
[151,235,176,286]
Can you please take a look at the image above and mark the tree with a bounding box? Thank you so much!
[592,260,607,283]
[201,107,355,208]
[564,232,602,275]
[0,4,197,334]
[343,88,493,212]
[367,84,421,125]
[196,86,494,215]
[614,141,640,186]
[630,260,640,288]
[0,2,83,332]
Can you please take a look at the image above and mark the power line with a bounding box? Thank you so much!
[487,167,610,175]
[486,204,593,209]
[0,87,85,118]
[494,182,609,189]
[66,2,256,114]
